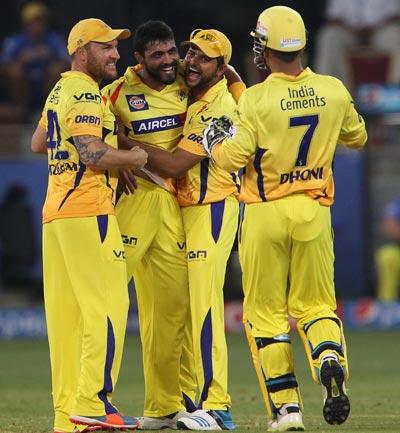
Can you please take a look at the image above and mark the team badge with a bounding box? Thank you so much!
[126,94,149,111]
[177,89,187,102]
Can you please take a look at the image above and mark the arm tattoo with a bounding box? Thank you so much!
[73,135,107,165]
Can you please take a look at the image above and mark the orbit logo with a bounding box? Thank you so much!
[126,94,149,111]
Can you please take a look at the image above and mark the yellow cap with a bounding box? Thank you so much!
[21,2,48,23]
[67,18,131,55]
[251,6,306,52]
[183,29,232,64]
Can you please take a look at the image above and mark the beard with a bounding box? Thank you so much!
[145,60,178,85]
[86,47,117,81]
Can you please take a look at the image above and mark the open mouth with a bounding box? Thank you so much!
[186,67,201,81]
[159,64,177,74]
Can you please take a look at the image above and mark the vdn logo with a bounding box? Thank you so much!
[122,235,138,246]
[113,249,126,259]
[187,250,207,261]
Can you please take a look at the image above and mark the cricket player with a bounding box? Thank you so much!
[31,18,147,433]
[375,195,400,301]
[202,6,367,431]
[125,29,244,431]
[102,20,197,429]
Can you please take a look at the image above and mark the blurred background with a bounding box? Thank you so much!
[1,0,400,337]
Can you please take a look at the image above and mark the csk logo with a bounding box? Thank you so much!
[177,89,187,102]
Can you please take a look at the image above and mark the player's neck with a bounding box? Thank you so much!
[269,60,304,77]
[189,76,221,104]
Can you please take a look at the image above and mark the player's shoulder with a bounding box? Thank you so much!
[239,81,266,105]
[61,71,99,91]
[311,71,349,93]
[58,72,102,108]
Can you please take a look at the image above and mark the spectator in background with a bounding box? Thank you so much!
[0,1,69,119]
[0,184,40,300]
[314,0,400,89]
[375,196,400,302]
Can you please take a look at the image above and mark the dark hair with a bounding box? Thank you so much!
[133,20,175,55]
[270,48,302,63]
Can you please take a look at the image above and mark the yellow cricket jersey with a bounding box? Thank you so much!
[102,65,189,192]
[103,65,188,150]
[39,71,118,224]
[212,67,368,206]
[177,78,240,207]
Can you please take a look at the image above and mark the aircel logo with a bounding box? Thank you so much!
[132,114,185,134]
[126,94,148,111]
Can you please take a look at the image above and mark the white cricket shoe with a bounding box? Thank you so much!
[267,404,304,432]
[177,409,235,430]
[138,411,189,430]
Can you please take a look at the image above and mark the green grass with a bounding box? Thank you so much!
[0,331,399,432]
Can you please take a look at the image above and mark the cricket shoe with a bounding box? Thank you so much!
[69,413,139,430]
[138,411,190,429]
[177,409,235,430]
[267,404,304,432]
[320,357,350,425]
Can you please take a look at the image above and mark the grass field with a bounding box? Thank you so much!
[0,331,399,433]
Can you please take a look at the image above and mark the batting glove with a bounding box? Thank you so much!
[203,115,235,158]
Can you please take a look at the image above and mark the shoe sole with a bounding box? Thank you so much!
[267,426,304,432]
[320,360,350,425]
[70,415,139,430]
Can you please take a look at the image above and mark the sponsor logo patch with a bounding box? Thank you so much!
[187,250,207,261]
[74,115,101,125]
[280,38,302,49]
[73,92,101,103]
[132,113,185,134]
[126,94,149,111]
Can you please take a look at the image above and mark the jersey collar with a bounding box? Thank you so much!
[61,70,99,85]
[267,67,314,82]
[194,77,228,104]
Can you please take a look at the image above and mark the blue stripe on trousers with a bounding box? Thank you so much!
[98,317,118,414]
[198,308,213,408]
[210,200,225,243]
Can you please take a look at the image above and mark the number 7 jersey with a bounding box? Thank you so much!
[213,67,367,206]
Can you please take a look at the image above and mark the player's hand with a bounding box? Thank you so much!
[118,168,137,194]
[202,115,234,158]
[130,146,148,170]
